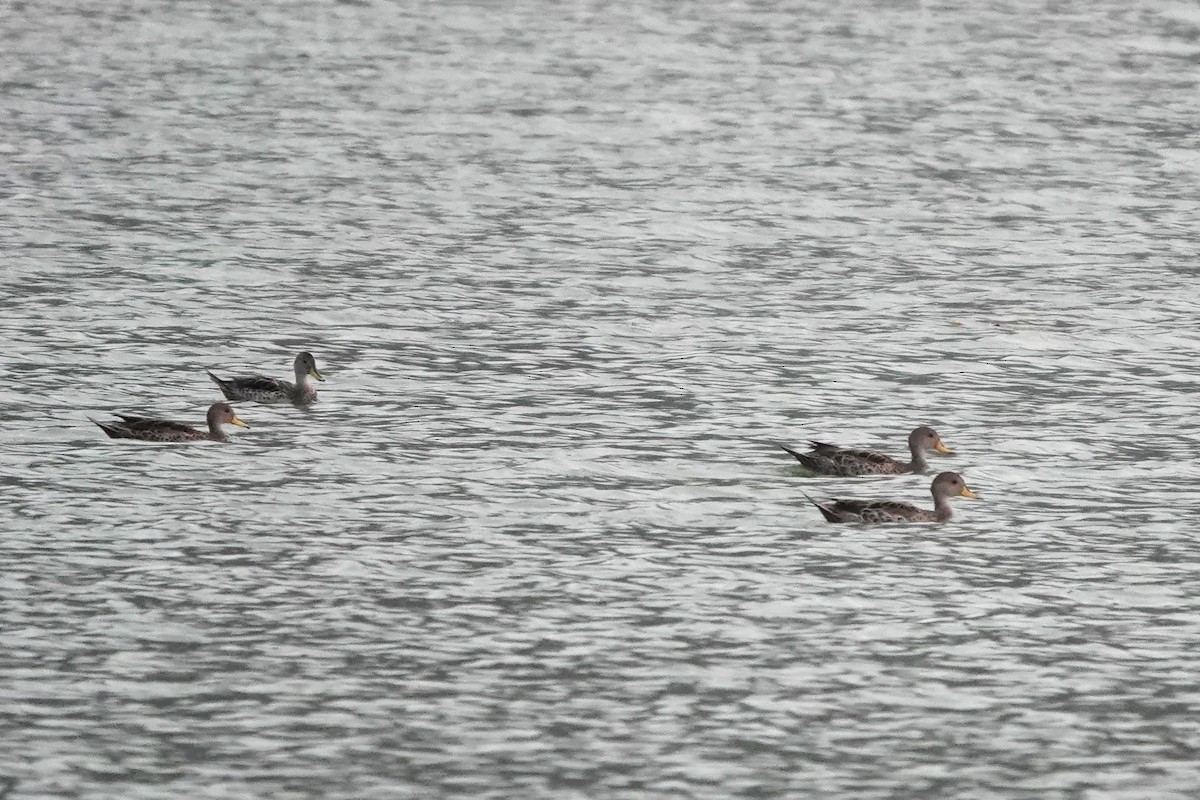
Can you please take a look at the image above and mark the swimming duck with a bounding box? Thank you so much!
[809,471,977,524]
[780,425,951,476]
[207,351,324,406]
[93,402,248,443]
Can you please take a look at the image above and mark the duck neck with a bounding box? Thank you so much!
[295,364,317,394]
[932,494,953,522]
[207,419,228,442]
[294,365,319,402]
[909,441,928,473]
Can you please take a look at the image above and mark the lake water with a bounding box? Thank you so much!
[3,0,1200,797]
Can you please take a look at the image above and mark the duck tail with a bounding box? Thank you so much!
[206,370,234,399]
[779,443,819,471]
[90,418,121,439]
[803,493,840,523]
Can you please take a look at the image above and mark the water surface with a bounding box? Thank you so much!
[3,0,1200,797]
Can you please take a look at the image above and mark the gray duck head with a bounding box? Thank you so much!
[207,402,249,431]
[930,471,977,501]
[909,425,952,455]
[295,351,325,382]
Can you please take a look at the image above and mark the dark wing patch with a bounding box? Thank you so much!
[860,501,921,516]
[859,501,929,523]
[827,499,881,515]
[232,376,286,393]
[822,499,928,523]
[833,448,894,466]
[114,415,196,434]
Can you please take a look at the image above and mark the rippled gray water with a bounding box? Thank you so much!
[4,0,1200,797]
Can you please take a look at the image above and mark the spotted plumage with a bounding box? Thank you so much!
[92,402,248,443]
[208,351,324,406]
[808,471,978,524]
[780,425,951,476]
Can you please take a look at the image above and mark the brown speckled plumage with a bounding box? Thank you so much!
[781,426,952,476]
[93,402,248,443]
[208,351,324,406]
[809,471,978,524]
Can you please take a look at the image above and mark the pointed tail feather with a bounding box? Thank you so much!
[779,443,820,472]
[779,443,806,461]
[90,418,122,439]
[803,493,841,523]
[207,370,235,400]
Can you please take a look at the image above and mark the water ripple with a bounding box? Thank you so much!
[4,0,1200,798]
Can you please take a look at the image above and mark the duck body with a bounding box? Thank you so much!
[93,402,248,443]
[208,351,324,406]
[812,498,941,523]
[781,426,951,476]
[810,471,977,524]
[208,373,305,405]
[782,441,911,476]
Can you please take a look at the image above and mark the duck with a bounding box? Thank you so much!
[808,471,978,524]
[780,425,951,476]
[93,402,249,443]
[207,351,324,406]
